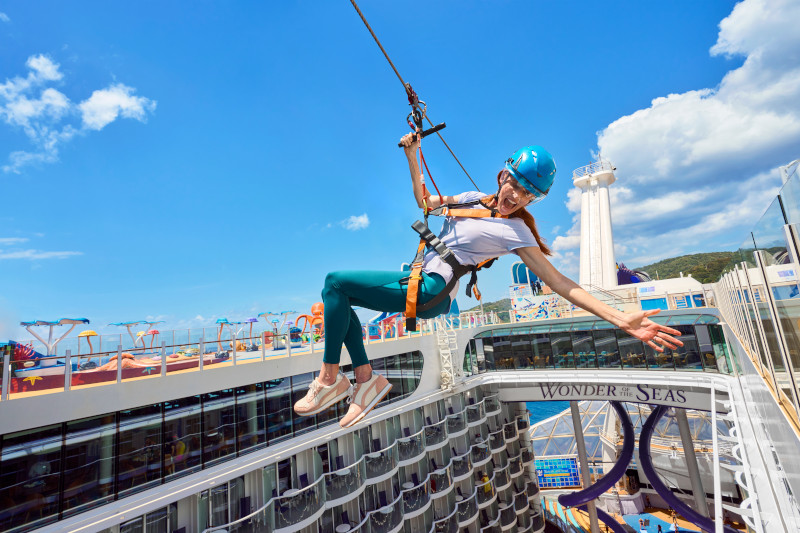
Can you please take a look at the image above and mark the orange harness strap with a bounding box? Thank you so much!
[438,208,509,219]
[405,239,427,331]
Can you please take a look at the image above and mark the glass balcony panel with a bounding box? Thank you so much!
[471,443,490,464]
[495,467,509,488]
[365,442,398,479]
[485,395,500,413]
[430,465,452,493]
[432,511,459,533]
[325,458,364,501]
[503,424,516,440]
[402,481,430,513]
[500,505,516,526]
[456,493,478,523]
[424,420,447,447]
[452,453,472,478]
[398,431,425,462]
[273,478,324,530]
[369,495,402,532]
[521,449,533,464]
[489,431,505,451]
[476,478,495,504]
[532,512,545,531]
[526,480,539,497]
[447,413,466,434]
[509,458,521,476]
[514,491,527,511]
[517,511,531,529]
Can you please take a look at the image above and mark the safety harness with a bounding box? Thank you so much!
[404,198,507,331]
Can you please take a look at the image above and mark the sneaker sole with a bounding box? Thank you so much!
[340,383,393,428]
[294,389,350,417]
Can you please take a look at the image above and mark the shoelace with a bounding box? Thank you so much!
[306,380,323,400]
[345,384,356,405]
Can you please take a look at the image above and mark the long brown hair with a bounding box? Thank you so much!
[483,169,553,256]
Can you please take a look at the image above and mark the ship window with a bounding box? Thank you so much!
[63,414,116,518]
[291,373,317,437]
[236,383,266,455]
[265,378,292,445]
[118,404,162,498]
[202,389,235,467]
[0,423,62,531]
[164,395,202,480]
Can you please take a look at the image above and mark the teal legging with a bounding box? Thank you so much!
[322,270,451,368]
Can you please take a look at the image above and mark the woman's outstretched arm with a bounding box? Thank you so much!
[516,245,683,352]
[399,132,458,209]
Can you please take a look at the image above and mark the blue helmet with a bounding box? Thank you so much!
[504,145,556,202]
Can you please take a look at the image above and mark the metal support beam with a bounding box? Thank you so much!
[675,408,710,517]
[571,401,600,533]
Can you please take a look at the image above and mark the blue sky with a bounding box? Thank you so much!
[2,0,799,339]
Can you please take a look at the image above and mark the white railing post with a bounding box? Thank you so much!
[286,334,292,357]
[161,341,167,377]
[116,345,123,383]
[261,333,266,361]
[199,336,205,371]
[232,335,237,366]
[64,349,72,391]
[1,346,10,401]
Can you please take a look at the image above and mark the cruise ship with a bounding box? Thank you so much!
[2,159,800,533]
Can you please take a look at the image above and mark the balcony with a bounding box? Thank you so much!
[503,423,518,441]
[402,480,430,514]
[517,511,531,530]
[508,455,522,477]
[452,451,472,479]
[485,395,501,414]
[429,464,453,496]
[446,411,467,435]
[476,475,496,506]
[431,508,459,533]
[368,494,403,533]
[521,449,533,465]
[532,512,545,531]
[424,419,448,448]
[499,502,516,527]
[494,466,510,490]
[513,490,528,513]
[273,475,325,530]
[471,443,491,465]
[456,492,478,525]
[525,480,539,498]
[365,441,399,479]
[489,430,505,451]
[325,457,366,502]
[466,402,486,425]
[398,428,425,463]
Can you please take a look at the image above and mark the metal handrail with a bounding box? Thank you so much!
[572,160,614,179]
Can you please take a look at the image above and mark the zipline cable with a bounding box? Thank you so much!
[348,0,481,192]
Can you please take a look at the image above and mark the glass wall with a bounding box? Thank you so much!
[465,315,728,375]
[0,351,423,532]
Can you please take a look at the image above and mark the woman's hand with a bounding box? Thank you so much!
[618,309,683,352]
[399,132,419,156]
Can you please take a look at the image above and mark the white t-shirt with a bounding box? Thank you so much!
[422,191,540,302]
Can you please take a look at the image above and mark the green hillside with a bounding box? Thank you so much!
[633,251,735,284]
[465,251,734,311]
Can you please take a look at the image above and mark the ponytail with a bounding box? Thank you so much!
[482,192,553,256]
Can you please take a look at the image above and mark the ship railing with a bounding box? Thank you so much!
[429,501,460,533]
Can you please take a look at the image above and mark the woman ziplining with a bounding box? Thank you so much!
[293,131,685,429]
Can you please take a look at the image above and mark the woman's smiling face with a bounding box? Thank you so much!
[496,171,534,215]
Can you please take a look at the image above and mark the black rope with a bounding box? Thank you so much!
[348,0,481,192]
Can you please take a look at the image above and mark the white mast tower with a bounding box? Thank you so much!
[573,159,618,289]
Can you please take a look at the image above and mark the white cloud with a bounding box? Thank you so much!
[0,13,10,23]
[342,213,370,231]
[0,55,156,173]
[0,249,82,260]
[554,0,799,268]
[0,237,28,245]
[79,84,157,131]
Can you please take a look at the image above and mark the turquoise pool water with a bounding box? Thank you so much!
[527,401,570,425]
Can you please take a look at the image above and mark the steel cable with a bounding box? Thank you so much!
[348,0,481,191]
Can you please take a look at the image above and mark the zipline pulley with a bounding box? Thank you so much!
[397,82,447,146]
